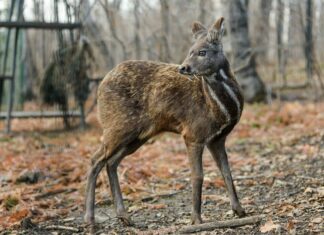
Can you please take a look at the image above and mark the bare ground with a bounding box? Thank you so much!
[0,102,323,234]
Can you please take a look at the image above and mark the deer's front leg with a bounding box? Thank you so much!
[207,138,246,217]
[185,140,204,225]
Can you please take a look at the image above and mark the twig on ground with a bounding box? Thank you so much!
[285,189,301,197]
[179,215,265,234]
[44,225,79,232]
[62,217,75,222]
[141,191,180,202]
[233,174,269,180]
[95,198,113,206]
[35,188,77,200]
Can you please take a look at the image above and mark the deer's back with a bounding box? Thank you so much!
[98,60,213,139]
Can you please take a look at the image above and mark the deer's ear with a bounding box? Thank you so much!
[207,17,225,43]
[192,21,207,40]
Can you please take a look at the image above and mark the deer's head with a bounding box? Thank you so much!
[179,17,226,77]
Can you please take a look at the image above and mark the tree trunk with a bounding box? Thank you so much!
[276,0,287,85]
[100,0,127,61]
[303,0,324,96]
[228,0,266,102]
[133,0,141,59]
[80,0,114,68]
[159,0,171,62]
[54,0,64,50]
[304,0,314,82]
[198,0,207,25]
[251,0,272,62]
[63,0,75,43]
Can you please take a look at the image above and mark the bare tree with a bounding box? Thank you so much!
[276,0,287,85]
[304,0,314,82]
[80,0,114,69]
[100,0,127,61]
[227,0,266,102]
[198,0,207,25]
[63,0,75,43]
[303,0,324,95]
[54,0,64,50]
[159,0,171,62]
[133,0,141,59]
[251,0,272,62]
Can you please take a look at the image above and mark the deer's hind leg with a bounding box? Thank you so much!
[105,138,146,226]
[84,130,138,225]
[84,137,145,226]
[84,145,107,224]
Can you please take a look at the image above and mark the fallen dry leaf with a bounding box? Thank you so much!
[311,217,322,224]
[260,218,280,233]
[286,219,295,234]
[214,178,225,188]
[8,209,29,223]
[278,203,295,215]
[148,203,167,210]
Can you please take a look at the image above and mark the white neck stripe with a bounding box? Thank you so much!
[206,84,231,122]
[219,69,228,80]
[203,70,241,143]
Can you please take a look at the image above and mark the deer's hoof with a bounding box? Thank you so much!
[117,213,134,226]
[190,215,203,225]
[84,213,95,224]
[233,206,246,217]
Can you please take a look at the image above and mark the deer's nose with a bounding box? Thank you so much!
[179,65,191,74]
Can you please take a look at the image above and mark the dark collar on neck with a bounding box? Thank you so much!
[214,71,225,82]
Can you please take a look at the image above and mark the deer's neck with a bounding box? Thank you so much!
[202,68,243,126]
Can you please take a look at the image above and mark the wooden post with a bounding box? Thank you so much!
[79,103,86,130]
[0,0,16,111]
[179,215,265,234]
[5,28,19,133]
[5,0,23,133]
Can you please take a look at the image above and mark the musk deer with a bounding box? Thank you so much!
[84,17,246,226]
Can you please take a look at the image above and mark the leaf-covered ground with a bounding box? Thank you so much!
[0,101,323,234]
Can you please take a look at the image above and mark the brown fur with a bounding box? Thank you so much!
[100,61,217,146]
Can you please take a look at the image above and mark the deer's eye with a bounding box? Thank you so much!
[198,50,206,56]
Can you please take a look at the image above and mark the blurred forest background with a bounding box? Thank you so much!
[0,0,323,234]
[0,0,324,120]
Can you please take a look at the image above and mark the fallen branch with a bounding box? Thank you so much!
[233,174,269,180]
[35,188,77,200]
[141,191,179,202]
[44,225,79,232]
[62,217,75,222]
[271,82,309,90]
[179,215,265,234]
